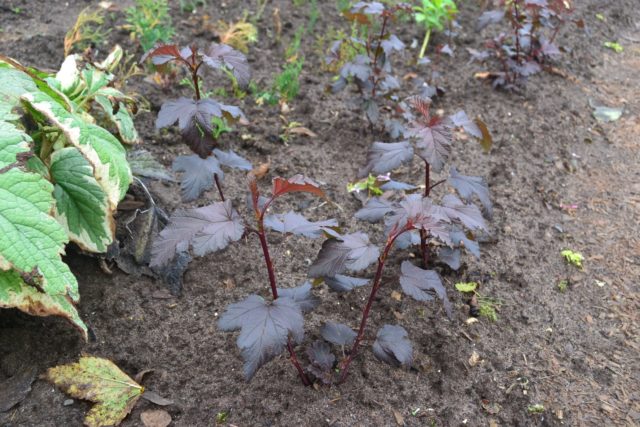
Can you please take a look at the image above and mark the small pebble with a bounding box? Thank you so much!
[63,399,74,406]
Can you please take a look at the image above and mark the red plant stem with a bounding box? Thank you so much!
[513,0,522,62]
[370,13,390,99]
[214,173,225,202]
[420,161,430,267]
[255,212,311,386]
[192,62,202,101]
[338,226,408,383]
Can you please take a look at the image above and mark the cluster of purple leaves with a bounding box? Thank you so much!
[327,2,410,124]
[473,0,576,88]
[142,43,253,200]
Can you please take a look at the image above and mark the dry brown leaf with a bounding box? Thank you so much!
[390,291,402,301]
[141,409,172,427]
[468,350,481,367]
[393,409,405,426]
[288,127,318,138]
[251,161,271,180]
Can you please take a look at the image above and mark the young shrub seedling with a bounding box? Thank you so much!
[142,43,252,201]
[151,174,338,384]
[126,0,174,52]
[475,0,576,88]
[413,0,458,58]
[327,2,411,125]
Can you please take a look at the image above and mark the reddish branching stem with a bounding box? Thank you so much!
[338,224,410,383]
[214,173,225,202]
[420,161,431,267]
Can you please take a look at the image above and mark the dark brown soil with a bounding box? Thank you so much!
[1,1,639,426]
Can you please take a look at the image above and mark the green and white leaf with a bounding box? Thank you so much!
[0,66,38,120]
[50,147,113,252]
[81,68,113,100]
[96,45,124,72]
[0,168,78,300]
[53,54,82,95]
[127,150,174,181]
[0,120,31,168]
[94,94,141,145]
[0,269,87,339]
[22,91,132,208]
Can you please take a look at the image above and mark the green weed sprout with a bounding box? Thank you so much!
[125,0,174,52]
[413,0,458,58]
[561,249,584,268]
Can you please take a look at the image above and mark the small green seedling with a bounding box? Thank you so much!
[455,282,500,321]
[603,41,623,53]
[215,411,228,424]
[413,0,458,58]
[455,282,477,293]
[347,174,384,196]
[561,250,584,268]
[557,279,568,293]
[595,13,606,21]
[527,404,545,414]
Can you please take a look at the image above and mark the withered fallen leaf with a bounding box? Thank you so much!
[393,409,405,426]
[251,160,271,180]
[468,350,481,367]
[288,127,318,138]
[390,291,402,301]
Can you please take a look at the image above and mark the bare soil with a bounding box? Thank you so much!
[1,1,639,426]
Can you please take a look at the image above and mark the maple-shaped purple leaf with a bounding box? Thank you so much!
[202,43,251,87]
[476,10,505,31]
[351,1,385,15]
[381,34,405,55]
[384,119,406,139]
[172,155,223,201]
[448,167,493,219]
[324,275,369,292]
[265,211,338,239]
[449,110,482,139]
[406,118,452,173]
[340,55,372,81]
[190,201,245,256]
[513,60,542,77]
[212,149,252,170]
[442,194,487,232]
[372,324,413,367]
[150,201,244,267]
[358,141,414,178]
[363,99,380,124]
[141,44,192,65]
[218,295,304,381]
[271,175,326,200]
[355,197,396,223]
[157,98,245,158]
[309,233,380,278]
[540,38,561,57]
[393,229,421,250]
[307,340,335,384]
[449,227,480,258]
[321,322,357,346]
[384,195,451,244]
[438,247,461,270]
[399,261,452,318]
[379,180,416,192]
[277,282,319,313]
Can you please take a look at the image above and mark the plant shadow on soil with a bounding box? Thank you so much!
[1,0,639,426]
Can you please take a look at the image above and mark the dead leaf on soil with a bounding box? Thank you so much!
[44,356,144,427]
[393,409,405,426]
[482,400,502,415]
[141,409,172,427]
[287,126,318,138]
[391,291,402,301]
[469,351,481,367]
[251,160,271,180]
[142,390,174,406]
[0,366,37,412]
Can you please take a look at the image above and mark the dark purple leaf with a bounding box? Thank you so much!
[372,324,413,367]
[466,48,490,62]
[358,141,414,177]
[277,282,319,313]
[379,180,416,192]
[363,99,380,124]
[438,247,461,270]
[406,119,452,173]
[339,55,371,81]
[350,1,384,15]
[540,38,561,57]
[202,43,251,87]
[320,322,356,346]
[439,44,454,57]
[384,119,405,139]
[399,261,452,318]
[378,74,400,92]
[172,154,223,201]
[323,275,369,292]
[213,149,252,170]
[381,34,405,55]
[384,195,451,245]
[442,194,487,231]
[325,40,343,65]
[141,44,191,65]
[513,61,542,77]
[393,229,421,249]
[218,295,304,380]
[449,227,480,258]
[448,167,493,219]
[152,250,192,296]
[150,201,244,267]
[307,340,335,384]
[309,232,380,278]
[449,110,482,139]
[476,10,505,31]
[265,211,338,239]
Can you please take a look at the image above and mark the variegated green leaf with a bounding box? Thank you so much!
[21,91,132,208]
[0,120,31,168]
[0,269,87,339]
[50,147,113,252]
[94,94,141,144]
[0,66,38,120]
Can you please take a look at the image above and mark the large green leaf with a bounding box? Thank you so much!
[0,168,78,301]
[0,66,38,120]
[94,94,141,145]
[0,120,31,168]
[51,147,113,252]
[0,270,87,339]
[22,91,132,208]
